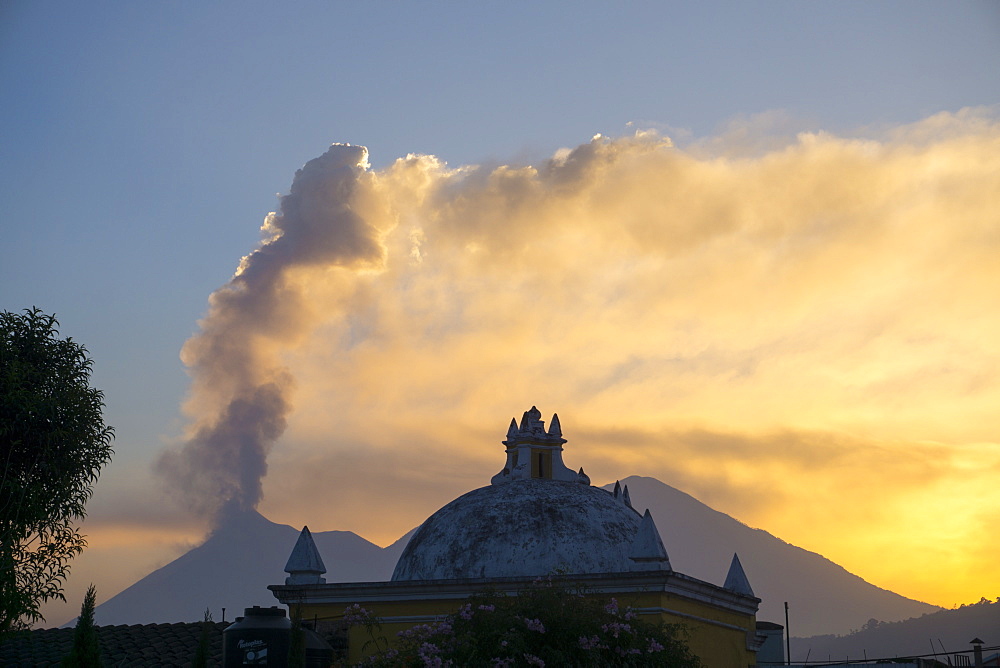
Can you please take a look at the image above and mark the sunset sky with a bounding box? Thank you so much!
[2,2,999,628]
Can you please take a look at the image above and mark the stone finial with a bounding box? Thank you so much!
[284,526,327,585]
[723,553,755,597]
[577,467,590,485]
[506,418,518,439]
[629,509,671,571]
[622,485,632,509]
[548,413,562,437]
[520,406,544,433]
[613,480,622,499]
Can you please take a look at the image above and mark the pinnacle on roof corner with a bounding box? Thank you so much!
[284,525,327,585]
[629,509,671,571]
[723,553,755,597]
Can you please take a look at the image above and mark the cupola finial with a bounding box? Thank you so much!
[548,413,562,437]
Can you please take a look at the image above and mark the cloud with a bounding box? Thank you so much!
[163,108,1000,605]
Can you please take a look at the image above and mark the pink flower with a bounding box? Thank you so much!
[523,653,545,666]
[417,641,444,666]
[343,604,374,625]
[600,621,632,638]
[524,617,545,633]
[398,623,435,640]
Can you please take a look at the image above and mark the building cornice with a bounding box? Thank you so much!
[269,569,759,618]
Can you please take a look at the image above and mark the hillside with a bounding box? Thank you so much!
[790,598,1000,661]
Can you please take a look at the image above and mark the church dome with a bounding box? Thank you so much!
[391,407,664,582]
[392,480,641,581]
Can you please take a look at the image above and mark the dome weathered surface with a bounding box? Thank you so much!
[391,480,643,581]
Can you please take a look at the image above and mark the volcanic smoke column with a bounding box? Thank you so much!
[158,144,385,521]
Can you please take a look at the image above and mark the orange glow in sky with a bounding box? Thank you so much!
[225,110,1000,609]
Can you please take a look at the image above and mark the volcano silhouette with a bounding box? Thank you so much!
[89,509,408,627]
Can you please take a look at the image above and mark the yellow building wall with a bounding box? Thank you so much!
[292,590,756,667]
[293,598,463,665]
[618,592,757,668]
[620,590,756,667]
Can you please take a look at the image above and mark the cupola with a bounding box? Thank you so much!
[491,406,590,485]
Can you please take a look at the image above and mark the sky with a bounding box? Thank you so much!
[1,1,999,628]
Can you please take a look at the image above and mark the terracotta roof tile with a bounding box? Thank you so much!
[0,621,227,667]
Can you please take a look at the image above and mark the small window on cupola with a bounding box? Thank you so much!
[530,450,553,479]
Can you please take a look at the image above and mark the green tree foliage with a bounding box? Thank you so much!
[345,580,702,667]
[0,309,114,637]
[288,603,306,668]
[62,584,101,667]
[191,607,213,668]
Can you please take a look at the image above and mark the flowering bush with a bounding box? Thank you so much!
[346,582,701,667]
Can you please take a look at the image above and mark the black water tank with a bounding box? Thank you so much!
[222,606,333,667]
[223,606,291,666]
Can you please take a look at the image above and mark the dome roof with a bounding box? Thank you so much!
[391,479,643,581]
[392,407,670,582]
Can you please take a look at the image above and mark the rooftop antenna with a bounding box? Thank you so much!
[937,639,948,660]
[784,601,790,665]
[222,607,226,623]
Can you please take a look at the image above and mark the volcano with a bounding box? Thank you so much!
[88,509,408,627]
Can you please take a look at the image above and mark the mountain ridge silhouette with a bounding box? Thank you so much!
[84,476,938,637]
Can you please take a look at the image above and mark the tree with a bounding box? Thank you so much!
[62,584,101,667]
[0,308,114,637]
[288,603,305,668]
[191,607,214,668]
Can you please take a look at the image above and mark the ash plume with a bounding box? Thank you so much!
[158,144,383,520]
